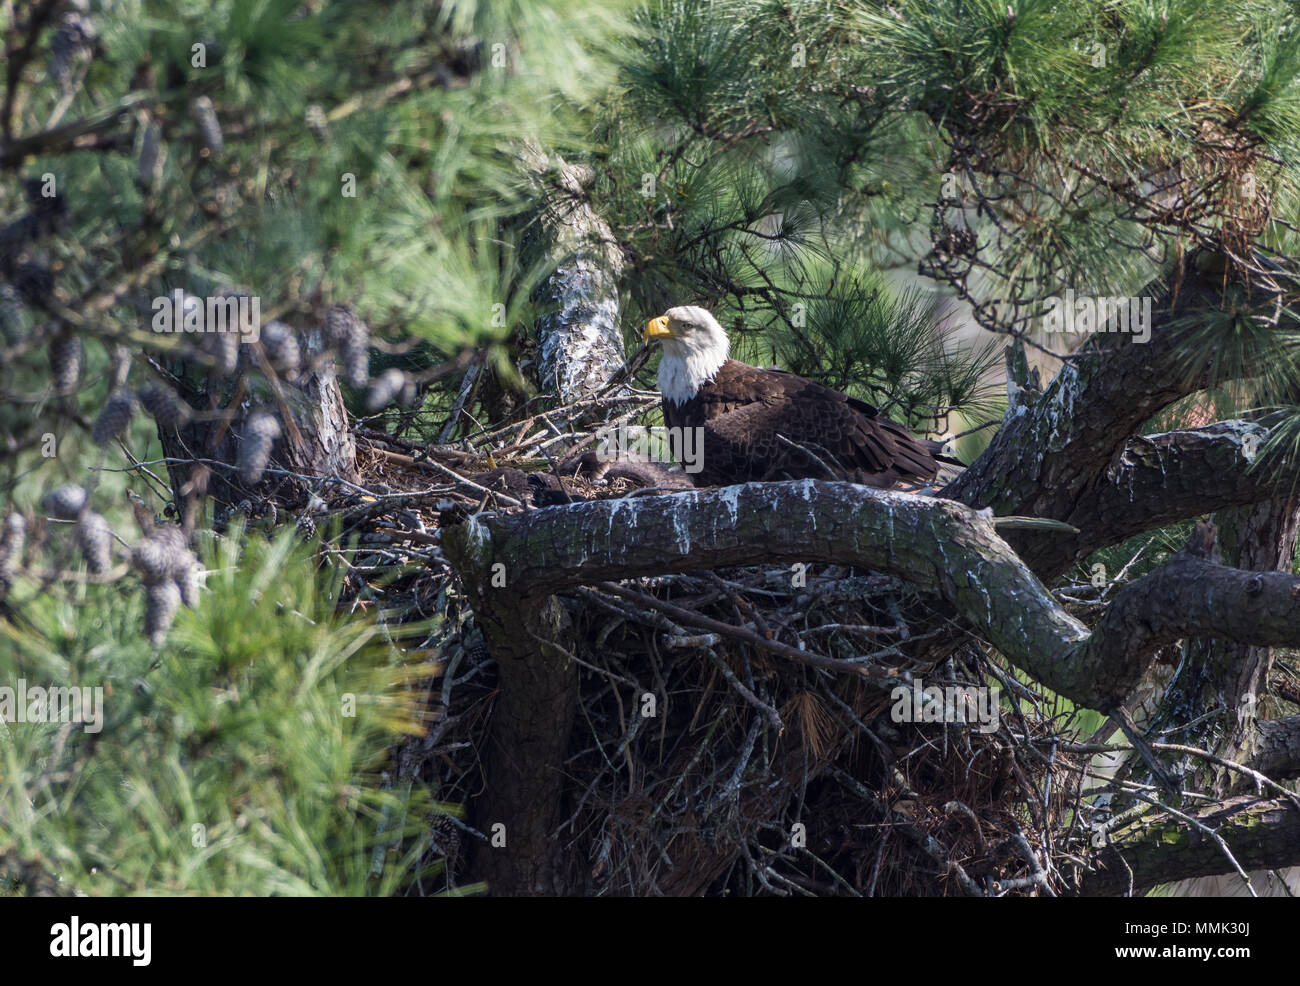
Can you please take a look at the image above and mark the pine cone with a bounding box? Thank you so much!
[432,814,462,858]
[49,9,95,91]
[294,513,317,541]
[143,579,180,646]
[366,368,415,410]
[237,409,280,485]
[109,344,132,388]
[137,384,192,427]
[136,119,165,191]
[324,303,359,347]
[49,330,82,396]
[75,511,112,575]
[130,539,168,582]
[0,284,23,345]
[41,484,87,520]
[49,25,77,91]
[326,304,369,387]
[205,325,240,376]
[132,526,190,584]
[176,558,202,607]
[259,320,301,379]
[342,341,369,389]
[92,390,137,447]
[150,524,189,559]
[0,512,26,574]
[190,95,223,155]
[212,287,257,374]
[0,513,23,598]
[305,104,329,142]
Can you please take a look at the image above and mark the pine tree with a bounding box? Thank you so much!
[7,0,1300,899]
[0,0,624,897]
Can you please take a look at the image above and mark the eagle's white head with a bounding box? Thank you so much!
[644,305,730,405]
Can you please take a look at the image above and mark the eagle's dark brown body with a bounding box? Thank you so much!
[663,359,941,488]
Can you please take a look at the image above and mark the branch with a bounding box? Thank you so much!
[521,143,628,405]
[1249,715,1300,782]
[1079,795,1300,896]
[1021,421,1296,578]
[944,325,1208,521]
[943,268,1288,574]
[0,91,152,167]
[2,0,63,142]
[441,481,1300,711]
[596,580,876,676]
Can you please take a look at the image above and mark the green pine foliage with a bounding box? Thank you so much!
[580,0,1300,469]
[596,0,1005,428]
[0,0,634,895]
[0,528,444,896]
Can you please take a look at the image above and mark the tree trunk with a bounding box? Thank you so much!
[1161,494,1300,896]
[156,331,357,518]
[521,144,629,406]
[441,514,581,896]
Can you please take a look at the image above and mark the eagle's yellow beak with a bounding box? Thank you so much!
[644,315,673,344]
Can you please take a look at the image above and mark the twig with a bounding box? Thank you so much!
[597,582,884,678]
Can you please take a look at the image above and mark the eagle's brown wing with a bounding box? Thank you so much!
[684,362,938,487]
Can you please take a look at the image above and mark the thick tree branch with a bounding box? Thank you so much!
[461,594,579,896]
[944,269,1291,576]
[442,481,1300,711]
[1079,795,1300,896]
[1030,420,1292,578]
[0,91,151,167]
[944,323,1208,520]
[1249,715,1300,781]
[521,144,628,405]
[1090,553,1300,694]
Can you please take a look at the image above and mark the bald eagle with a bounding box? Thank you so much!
[644,306,949,489]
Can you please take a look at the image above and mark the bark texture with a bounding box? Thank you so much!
[1250,715,1300,781]
[942,270,1280,579]
[442,519,580,896]
[1080,795,1300,897]
[523,145,628,405]
[444,483,1300,713]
